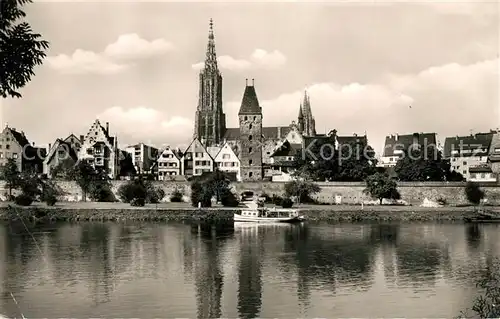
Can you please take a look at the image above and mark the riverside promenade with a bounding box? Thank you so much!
[1,201,499,222]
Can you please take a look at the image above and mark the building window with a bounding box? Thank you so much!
[223,154,230,159]
[11,153,17,159]
[249,135,253,141]
[253,116,256,121]
[463,161,467,165]
[463,171,467,175]
[249,159,253,165]
[5,145,9,149]
[470,173,476,179]
[249,172,253,177]
[0,152,3,158]
[249,147,252,153]
[244,116,248,121]
[480,173,485,178]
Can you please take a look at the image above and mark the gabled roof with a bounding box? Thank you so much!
[271,140,303,157]
[64,134,82,144]
[214,142,239,161]
[84,119,114,147]
[157,146,181,161]
[383,132,437,157]
[3,126,30,147]
[443,132,493,157]
[43,138,78,164]
[238,85,262,115]
[183,138,212,159]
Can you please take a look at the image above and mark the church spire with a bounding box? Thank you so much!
[205,18,218,71]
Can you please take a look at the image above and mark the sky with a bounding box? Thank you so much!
[0,0,499,155]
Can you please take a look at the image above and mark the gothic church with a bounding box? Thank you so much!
[193,20,316,181]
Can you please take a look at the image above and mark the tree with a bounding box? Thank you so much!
[394,146,449,181]
[1,158,20,198]
[69,161,95,201]
[364,173,401,204]
[284,180,320,203]
[1,0,50,98]
[50,158,76,180]
[189,170,237,207]
[293,135,338,181]
[465,181,484,205]
[87,168,115,202]
[336,139,377,181]
[458,257,500,318]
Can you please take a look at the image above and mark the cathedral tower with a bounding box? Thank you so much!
[238,79,263,181]
[299,90,316,137]
[194,19,226,147]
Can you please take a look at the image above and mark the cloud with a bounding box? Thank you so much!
[47,33,174,75]
[97,106,192,148]
[224,58,498,155]
[104,33,174,60]
[191,49,287,71]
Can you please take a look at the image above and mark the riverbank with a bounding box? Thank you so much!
[0,202,499,222]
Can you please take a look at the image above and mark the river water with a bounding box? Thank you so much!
[0,221,498,318]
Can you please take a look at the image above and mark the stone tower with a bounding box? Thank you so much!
[238,79,263,181]
[194,19,226,147]
[299,90,316,137]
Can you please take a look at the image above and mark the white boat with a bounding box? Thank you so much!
[234,200,305,223]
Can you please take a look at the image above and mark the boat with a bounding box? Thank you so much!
[234,200,305,223]
[464,210,500,223]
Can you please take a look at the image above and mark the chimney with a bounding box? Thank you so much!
[245,78,248,86]
[80,135,84,142]
[252,78,255,86]
[48,143,51,150]
[412,133,419,145]
[32,142,35,146]
[353,133,357,137]
[277,127,281,138]
[106,122,109,134]
[395,133,399,141]
[11,128,16,132]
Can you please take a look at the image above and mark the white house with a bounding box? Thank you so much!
[77,119,120,179]
[212,142,241,181]
[155,146,182,179]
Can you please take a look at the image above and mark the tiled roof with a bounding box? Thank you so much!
[443,132,493,158]
[337,135,367,145]
[223,126,291,141]
[238,85,262,115]
[383,132,437,157]
[270,140,302,157]
[469,165,493,173]
[45,139,78,164]
[8,128,30,147]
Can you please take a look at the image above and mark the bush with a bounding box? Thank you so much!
[89,181,116,202]
[271,194,283,205]
[284,180,320,203]
[130,197,145,207]
[220,190,239,207]
[364,173,401,204]
[190,181,212,207]
[281,197,293,208]
[14,194,33,206]
[145,183,165,203]
[170,189,184,202]
[41,180,63,206]
[118,180,146,203]
[465,182,485,205]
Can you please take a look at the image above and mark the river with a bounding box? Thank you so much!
[0,221,498,318]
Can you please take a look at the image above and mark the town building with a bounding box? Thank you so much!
[269,140,303,182]
[77,119,120,179]
[153,146,182,179]
[468,165,497,183]
[124,143,158,175]
[0,125,45,173]
[212,142,241,181]
[43,138,79,178]
[378,132,438,168]
[488,130,500,177]
[443,131,494,180]
[193,20,317,181]
[181,138,214,178]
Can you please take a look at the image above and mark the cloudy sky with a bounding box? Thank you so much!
[1,0,498,154]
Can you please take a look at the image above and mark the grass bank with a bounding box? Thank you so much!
[0,202,498,222]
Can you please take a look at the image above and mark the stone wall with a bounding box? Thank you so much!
[0,180,499,206]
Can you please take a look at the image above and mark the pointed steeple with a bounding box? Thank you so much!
[298,103,304,119]
[204,18,218,71]
[239,79,261,115]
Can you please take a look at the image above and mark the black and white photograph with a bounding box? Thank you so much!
[0,0,499,317]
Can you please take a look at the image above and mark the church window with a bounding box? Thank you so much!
[249,159,253,165]
[249,124,252,130]
[249,172,253,177]
[249,147,252,153]
[249,135,253,141]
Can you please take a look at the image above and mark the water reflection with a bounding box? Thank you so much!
[0,221,499,318]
